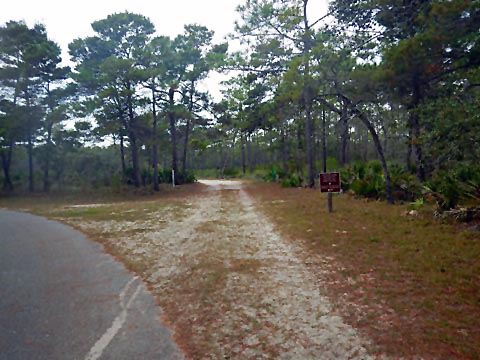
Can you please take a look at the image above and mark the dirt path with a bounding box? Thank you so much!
[65,180,375,359]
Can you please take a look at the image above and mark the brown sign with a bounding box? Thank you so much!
[320,172,341,193]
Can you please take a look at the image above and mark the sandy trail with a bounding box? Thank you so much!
[69,179,375,359]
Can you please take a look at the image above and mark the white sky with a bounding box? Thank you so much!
[1,0,330,100]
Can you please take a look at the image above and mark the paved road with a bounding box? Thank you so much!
[0,210,182,360]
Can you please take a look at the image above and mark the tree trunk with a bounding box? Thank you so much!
[127,88,141,188]
[253,133,259,168]
[3,87,17,192]
[410,110,425,181]
[363,118,392,203]
[303,3,315,188]
[168,86,179,183]
[363,127,369,162]
[304,116,313,183]
[241,133,246,174]
[343,97,394,204]
[26,95,34,193]
[312,114,317,164]
[381,118,388,158]
[43,85,54,193]
[129,130,140,187]
[340,100,349,165]
[43,121,53,192]
[409,73,426,181]
[296,124,303,174]
[182,119,191,176]
[246,134,254,173]
[406,127,413,172]
[281,121,288,176]
[1,143,14,191]
[322,107,328,173]
[151,88,159,191]
[269,135,274,164]
[27,133,34,192]
[182,80,194,175]
[120,130,126,176]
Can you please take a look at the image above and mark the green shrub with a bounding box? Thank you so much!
[428,172,464,210]
[262,166,278,182]
[389,163,423,201]
[110,174,124,193]
[194,168,217,179]
[340,161,384,198]
[426,165,480,210]
[276,168,286,179]
[182,171,197,184]
[159,169,173,184]
[353,162,366,180]
[281,174,302,188]
[340,167,355,191]
[408,198,425,211]
[223,168,239,178]
[157,169,196,185]
[351,176,383,198]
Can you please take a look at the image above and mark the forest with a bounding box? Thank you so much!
[1,0,479,213]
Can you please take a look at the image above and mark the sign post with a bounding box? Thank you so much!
[172,169,175,188]
[320,172,341,213]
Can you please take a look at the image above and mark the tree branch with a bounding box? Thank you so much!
[309,11,333,29]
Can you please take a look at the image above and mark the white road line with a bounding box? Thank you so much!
[85,277,141,360]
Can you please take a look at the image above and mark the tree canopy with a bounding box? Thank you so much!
[0,2,478,210]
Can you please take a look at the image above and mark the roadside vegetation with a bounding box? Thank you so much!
[247,182,480,359]
[1,1,479,211]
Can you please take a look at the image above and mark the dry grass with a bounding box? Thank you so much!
[0,183,205,213]
[245,182,480,359]
[1,182,372,359]
[4,181,478,358]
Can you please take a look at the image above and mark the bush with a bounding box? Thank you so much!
[281,174,302,188]
[110,174,124,193]
[340,161,385,199]
[262,166,279,182]
[223,168,239,178]
[389,164,423,201]
[341,161,425,202]
[353,162,367,180]
[426,165,480,211]
[350,176,383,198]
[182,171,197,184]
[158,169,196,185]
[159,169,173,184]
[340,167,355,191]
[276,168,287,179]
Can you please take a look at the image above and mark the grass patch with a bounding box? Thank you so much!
[246,182,480,359]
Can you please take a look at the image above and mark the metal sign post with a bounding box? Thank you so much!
[320,172,341,213]
[172,169,175,187]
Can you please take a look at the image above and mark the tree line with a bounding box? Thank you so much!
[1,1,479,209]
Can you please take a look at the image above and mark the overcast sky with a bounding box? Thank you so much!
[1,0,329,99]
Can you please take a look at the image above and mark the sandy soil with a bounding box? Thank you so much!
[66,180,377,359]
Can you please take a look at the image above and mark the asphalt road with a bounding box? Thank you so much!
[0,210,183,360]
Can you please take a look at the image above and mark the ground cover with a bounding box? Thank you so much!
[2,180,479,359]
[1,181,372,359]
[246,183,480,359]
